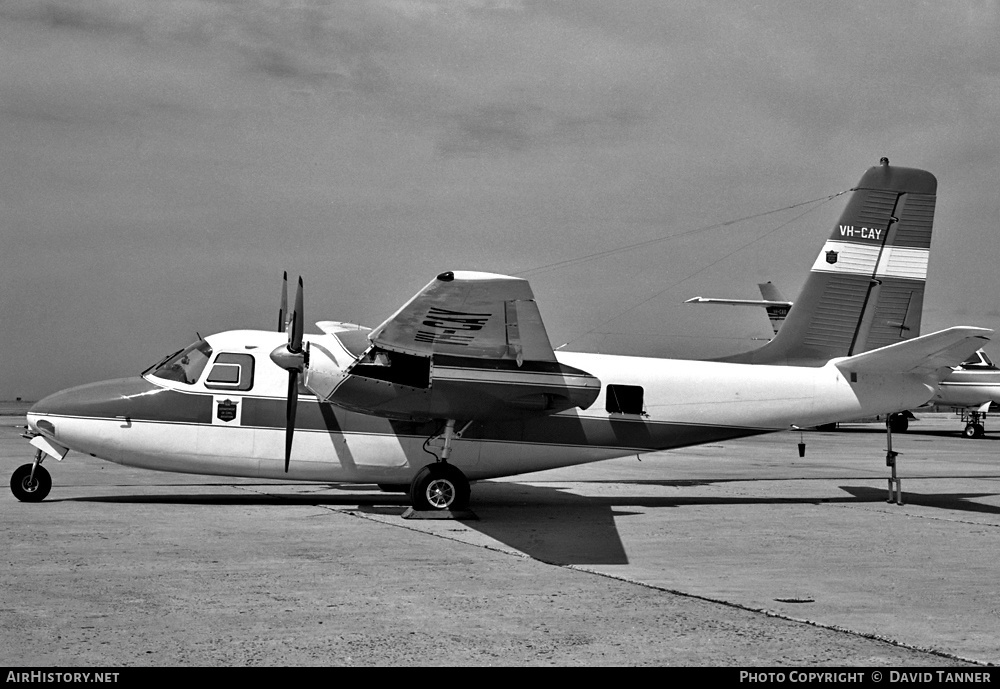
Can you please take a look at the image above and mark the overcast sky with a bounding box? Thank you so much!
[2,1,998,400]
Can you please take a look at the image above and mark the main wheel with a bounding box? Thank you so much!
[888,414,909,433]
[409,463,470,511]
[964,424,980,439]
[11,464,52,502]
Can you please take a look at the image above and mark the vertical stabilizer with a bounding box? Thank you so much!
[726,159,936,365]
[757,282,791,335]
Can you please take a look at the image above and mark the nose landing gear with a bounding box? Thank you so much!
[11,450,52,502]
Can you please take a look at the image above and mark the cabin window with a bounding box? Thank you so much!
[205,353,255,391]
[606,384,644,415]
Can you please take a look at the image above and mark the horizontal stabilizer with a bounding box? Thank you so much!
[685,297,792,308]
[833,326,992,378]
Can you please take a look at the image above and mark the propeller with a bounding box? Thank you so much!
[270,275,306,472]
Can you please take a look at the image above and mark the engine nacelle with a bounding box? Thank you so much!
[307,345,601,422]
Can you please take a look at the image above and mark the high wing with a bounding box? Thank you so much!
[304,271,601,421]
[368,271,557,364]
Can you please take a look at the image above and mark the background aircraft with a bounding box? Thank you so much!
[685,282,792,336]
[930,350,1000,437]
[13,161,991,511]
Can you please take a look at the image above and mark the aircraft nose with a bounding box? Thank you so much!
[28,377,150,432]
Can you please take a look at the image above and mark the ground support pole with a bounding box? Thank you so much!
[885,419,902,505]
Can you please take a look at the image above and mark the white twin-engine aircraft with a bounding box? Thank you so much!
[13,160,992,512]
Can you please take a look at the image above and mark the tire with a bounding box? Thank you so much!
[888,414,909,433]
[409,463,470,511]
[11,464,51,502]
[963,424,978,439]
[974,423,986,438]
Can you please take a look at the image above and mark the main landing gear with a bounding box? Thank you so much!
[408,419,472,513]
[888,412,911,433]
[961,410,987,439]
[409,462,471,511]
[11,450,51,502]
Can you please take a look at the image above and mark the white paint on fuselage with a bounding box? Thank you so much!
[557,351,934,430]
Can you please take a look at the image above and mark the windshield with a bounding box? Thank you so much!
[148,340,213,385]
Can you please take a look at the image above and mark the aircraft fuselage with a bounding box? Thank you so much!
[932,367,1000,408]
[26,328,937,485]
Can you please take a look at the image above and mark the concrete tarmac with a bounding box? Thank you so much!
[2,410,998,666]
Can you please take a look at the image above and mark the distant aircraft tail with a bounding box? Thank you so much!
[757,282,791,335]
[726,159,936,365]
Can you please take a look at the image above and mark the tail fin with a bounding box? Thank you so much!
[757,282,791,335]
[728,159,936,365]
[756,282,787,303]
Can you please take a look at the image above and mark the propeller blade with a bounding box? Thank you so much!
[290,276,304,353]
[284,369,299,473]
[271,274,305,473]
[278,271,288,333]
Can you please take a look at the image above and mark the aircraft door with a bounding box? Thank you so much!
[198,353,256,468]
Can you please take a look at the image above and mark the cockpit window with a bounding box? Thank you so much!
[148,340,213,385]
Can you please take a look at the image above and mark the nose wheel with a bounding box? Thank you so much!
[11,462,52,502]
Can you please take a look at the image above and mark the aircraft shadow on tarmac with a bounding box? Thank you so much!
[838,485,1000,514]
[63,484,412,507]
[57,476,998,566]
